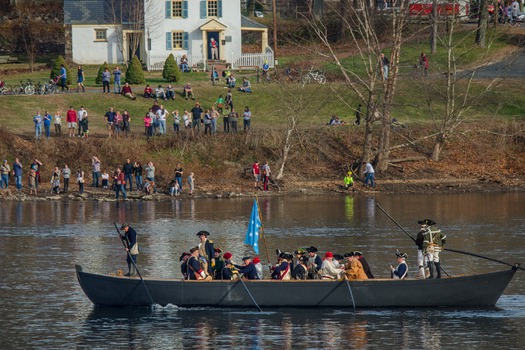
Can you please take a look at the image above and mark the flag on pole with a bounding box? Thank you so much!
[244,199,261,254]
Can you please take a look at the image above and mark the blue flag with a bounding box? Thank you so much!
[244,199,262,254]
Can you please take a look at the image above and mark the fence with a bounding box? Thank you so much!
[147,55,205,71]
[147,46,274,71]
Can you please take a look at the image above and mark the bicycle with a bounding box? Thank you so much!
[0,81,13,95]
[12,79,35,95]
[301,69,326,84]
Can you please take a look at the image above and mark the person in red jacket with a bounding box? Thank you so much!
[66,106,77,137]
[121,82,136,100]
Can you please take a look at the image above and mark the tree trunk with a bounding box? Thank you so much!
[431,132,445,161]
[430,0,438,53]
[476,0,488,47]
[276,117,297,180]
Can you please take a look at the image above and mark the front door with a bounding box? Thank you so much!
[207,31,220,60]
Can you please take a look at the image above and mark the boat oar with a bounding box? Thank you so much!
[344,278,357,313]
[444,248,524,272]
[237,278,262,312]
[376,204,450,277]
[113,222,155,305]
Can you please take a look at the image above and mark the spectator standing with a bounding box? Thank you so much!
[156,105,168,135]
[203,110,212,135]
[380,53,389,80]
[262,161,271,191]
[133,162,143,191]
[114,167,127,199]
[180,55,189,72]
[92,156,101,188]
[172,110,181,134]
[362,161,376,188]
[76,66,85,93]
[123,159,134,192]
[222,107,230,133]
[113,66,121,93]
[59,64,68,92]
[77,168,85,195]
[104,107,116,138]
[215,95,224,114]
[252,161,260,190]
[243,106,252,131]
[175,163,183,193]
[191,102,203,135]
[144,109,153,137]
[54,110,62,136]
[66,106,77,137]
[1,160,10,189]
[102,67,111,93]
[28,168,37,195]
[30,159,43,189]
[33,111,43,140]
[51,166,60,194]
[183,110,191,131]
[101,170,109,189]
[122,110,131,138]
[43,111,52,139]
[13,158,23,191]
[62,164,71,192]
[114,111,123,138]
[80,110,89,138]
[225,88,233,110]
[77,106,87,137]
[210,107,219,134]
[145,162,156,193]
[188,172,195,195]
[229,107,239,133]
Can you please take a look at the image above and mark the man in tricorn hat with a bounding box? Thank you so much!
[344,252,368,280]
[211,247,224,280]
[419,219,446,279]
[120,223,139,277]
[353,251,374,278]
[306,246,323,279]
[390,251,408,279]
[187,246,207,280]
[196,230,215,276]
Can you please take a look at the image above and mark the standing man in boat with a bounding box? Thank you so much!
[390,251,408,279]
[307,246,323,279]
[344,252,368,280]
[354,251,374,279]
[320,252,343,279]
[211,248,225,280]
[197,230,215,277]
[415,219,431,279]
[120,223,139,277]
[421,219,446,279]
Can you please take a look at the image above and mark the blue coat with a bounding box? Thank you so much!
[234,263,259,280]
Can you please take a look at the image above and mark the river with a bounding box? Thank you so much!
[0,193,524,349]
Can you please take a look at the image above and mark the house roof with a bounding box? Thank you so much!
[64,0,138,25]
[241,15,267,29]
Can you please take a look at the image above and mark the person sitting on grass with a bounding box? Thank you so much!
[144,84,153,98]
[156,85,167,100]
[166,84,175,100]
[121,82,136,100]
[238,77,251,93]
[184,83,195,100]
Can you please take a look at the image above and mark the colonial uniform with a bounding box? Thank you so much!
[320,252,342,279]
[235,257,259,280]
[272,256,292,280]
[197,231,215,276]
[291,260,308,280]
[211,248,225,280]
[391,252,408,279]
[344,252,368,280]
[354,251,374,279]
[421,220,446,279]
[187,247,207,280]
[307,246,323,279]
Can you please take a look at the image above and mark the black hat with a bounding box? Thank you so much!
[294,248,306,255]
[281,253,293,260]
[242,256,251,261]
[396,251,408,259]
[354,251,363,256]
[418,219,436,226]
[333,254,344,261]
[196,230,210,237]
[190,246,199,253]
[275,249,282,256]
[344,252,355,258]
[179,252,191,261]
[120,222,129,229]
[306,246,318,253]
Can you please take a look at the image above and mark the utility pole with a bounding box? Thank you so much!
[272,0,278,65]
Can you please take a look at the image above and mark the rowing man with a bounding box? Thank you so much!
[120,223,139,277]
[421,219,446,279]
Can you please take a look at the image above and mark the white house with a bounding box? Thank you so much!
[64,0,272,70]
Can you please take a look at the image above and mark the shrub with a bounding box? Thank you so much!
[95,62,114,84]
[162,54,181,82]
[125,56,145,84]
[50,55,71,84]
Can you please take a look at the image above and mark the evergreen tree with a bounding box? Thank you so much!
[50,55,71,84]
[125,56,145,84]
[95,62,113,84]
[162,54,181,82]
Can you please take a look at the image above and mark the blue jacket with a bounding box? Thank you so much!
[235,262,259,280]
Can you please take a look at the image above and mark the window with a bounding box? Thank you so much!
[172,31,184,49]
[172,0,182,17]
[207,0,218,17]
[94,29,107,42]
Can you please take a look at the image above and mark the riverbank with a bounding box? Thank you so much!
[1,121,524,202]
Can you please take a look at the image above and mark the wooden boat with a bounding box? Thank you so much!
[75,265,519,308]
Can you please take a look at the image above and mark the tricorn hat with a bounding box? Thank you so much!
[306,246,318,253]
[242,256,251,261]
[417,219,436,226]
[354,251,363,256]
[196,230,210,237]
[344,252,355,258]
[333,254,344,261]
[396,251,408,259]
[179,252,191,261]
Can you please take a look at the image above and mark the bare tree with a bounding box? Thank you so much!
[306,0,412,172]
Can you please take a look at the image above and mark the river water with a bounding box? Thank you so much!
[1,193,524,349]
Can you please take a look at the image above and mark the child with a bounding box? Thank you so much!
[101,170,109,189]
[188,172,195,195]
[144,180,154,195]
[169,179,180,196]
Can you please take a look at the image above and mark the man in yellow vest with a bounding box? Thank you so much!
[343,171,354,191]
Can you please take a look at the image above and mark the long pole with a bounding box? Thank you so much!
[344,279,357,313]
[237,278,262,312]
[255,195,271,270]
[114,222,155,305]
[376,204,450,277]
[445,247,524,272]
